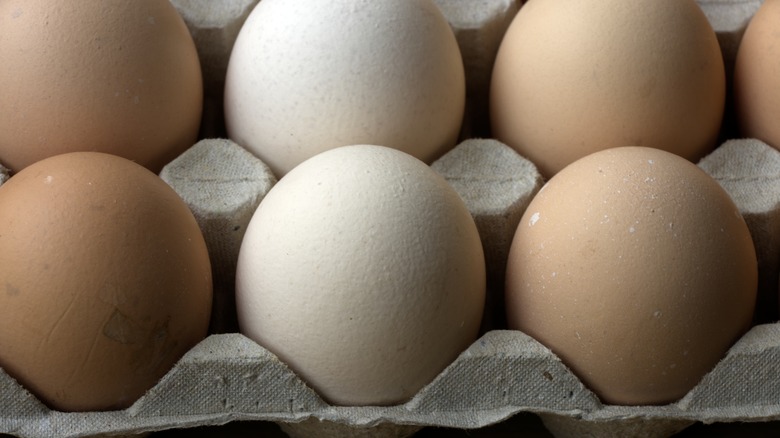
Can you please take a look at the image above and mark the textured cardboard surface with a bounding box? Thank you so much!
[169,0,259,96]
[698,139,780,323]
[5,321,780,437]
[432,0,521,138]
[169,0,259,138]
[696,0,763,140]
[431,139,543,331]
[698,0,762,65]
[160,139,276,333]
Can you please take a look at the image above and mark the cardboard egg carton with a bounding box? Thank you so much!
[1,0,778,437]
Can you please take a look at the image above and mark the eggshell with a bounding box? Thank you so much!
[505,147,757,405]
[224,0,466,177]
[490,0,726,178]
[734,0,780,151]
[0,0,203,173]
[0,152,213,411]
[235,145,485,406]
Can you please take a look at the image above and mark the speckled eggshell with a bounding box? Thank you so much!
[734,0,780,151]
[235,145,485,406]
[490,0,726,178]
[224,0,466,177]
[0,0,203,173]
[0,152,213,412]
[505,147,757,406]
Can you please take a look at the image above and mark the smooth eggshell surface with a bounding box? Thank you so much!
[236,145,485,406]
[0,0,203,173]
[734,0,780,151]
[0,153,213,411]
[224,0,466,177]
[505,147,757,405]
[490,0,725,178]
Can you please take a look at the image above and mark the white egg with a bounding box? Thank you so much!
[235,145,485,406]
[224,0,466,177]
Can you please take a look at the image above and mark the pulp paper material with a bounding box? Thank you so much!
[698,139,780,324]
[432,0,521,137]
[160,139,277,333]
[698,139,780,215]
[4,323,780,438]
[431,139,544,331]
[280,419,421,438]
[698,0,763,63]
[169,0,260,138]
[169,0,259,98]
[431,139,542,286]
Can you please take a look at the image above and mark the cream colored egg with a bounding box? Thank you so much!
[224,0,466,177]
[235,145,485,406]
[0,0,203,173]
[734,0,780,151]
[490,0,725,178]
[505,147,756,405]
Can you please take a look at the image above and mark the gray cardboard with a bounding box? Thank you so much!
[697,0,762,68]
[169,0,260,138]
[696,0,764,140]
[698,139,780,323]
[431,139,543,331]
[160,139,277,334]
[5,321,780,437]
[539,415,694,438]
[169,0,259,96]
[432,0,521,138]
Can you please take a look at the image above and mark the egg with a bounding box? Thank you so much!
[490,0,726,178]
[505,147,756,405]
[734,0,780,151]
[224,0,466,177]
[0,0,203,173]
[235,145,485,406]
[0,152,213,411]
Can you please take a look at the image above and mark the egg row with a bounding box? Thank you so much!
[3,0,777,179]
[0,138,765,418]
[2,136,776,438]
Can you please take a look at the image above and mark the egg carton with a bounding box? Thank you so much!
[1,0,777,437]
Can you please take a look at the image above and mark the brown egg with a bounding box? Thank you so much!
[0,0,203,173]
[490,0,725,178]
[505,147,756,405]
[0,152,212,411]
[734,0,780,151]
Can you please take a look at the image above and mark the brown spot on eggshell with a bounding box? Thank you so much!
[5,283,20,297]
[103,310,147,345]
